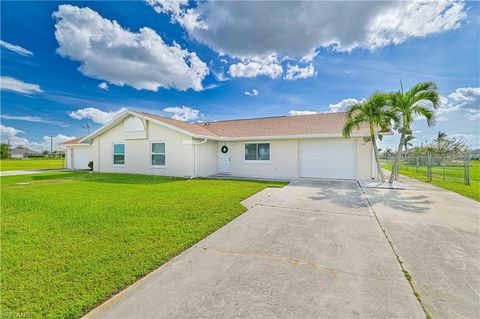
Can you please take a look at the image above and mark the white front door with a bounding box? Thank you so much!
[299,140,357,179]
[218,143,231,173]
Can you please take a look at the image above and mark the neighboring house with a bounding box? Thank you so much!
[470,149,480,160]
[61,109,379,180]
[10,147,41,159]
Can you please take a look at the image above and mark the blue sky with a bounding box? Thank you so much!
[1,0,479,152]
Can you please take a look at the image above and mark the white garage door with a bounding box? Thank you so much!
[299,141,357,179]
[71,147,91,169]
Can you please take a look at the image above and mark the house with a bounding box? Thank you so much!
[62,109,379,180]
[10,146,42,159]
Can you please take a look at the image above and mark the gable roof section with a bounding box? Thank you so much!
[139,112,219,137]
[76,109,371,144]
[60,137,84,145]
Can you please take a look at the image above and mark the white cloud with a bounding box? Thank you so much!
[435,87,480,120]
[98,82,109,90]
[163,106,202,121]
[164,1,466,59]
[1,76,42,94]
[288,110,318,116]
[0,115,67,127]
[228,55,283,79]
[146,0,207,31]
[285,64,316,80]
[0,40,33,56]
[68,107,127,124]
[0,125,41,151]
[53,4,209,91]
[244,89,259,96]
[328,98,365,113]
[1,125,75,152]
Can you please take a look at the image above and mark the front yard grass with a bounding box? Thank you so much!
[0,158,65,171]
[383,160,479,201]
[0,172,286,318]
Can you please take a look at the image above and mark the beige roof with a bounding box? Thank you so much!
[196,112,368,138]
[70,111,370,144]
[139,112,218,137]
[61,137,84,145]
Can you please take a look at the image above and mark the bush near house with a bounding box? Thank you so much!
[1,172,286,318]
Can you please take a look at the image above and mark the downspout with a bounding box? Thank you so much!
[193,138,208,178]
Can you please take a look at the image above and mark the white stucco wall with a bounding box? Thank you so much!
[91,116,195,177]
[66,145,93,169]
[211,137,374,180]
[195,139,218,177]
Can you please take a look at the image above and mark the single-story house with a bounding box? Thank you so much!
[10,147,42,159]
[62,109,380,180]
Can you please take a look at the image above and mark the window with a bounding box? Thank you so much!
[151,142,166,166]
[113,143,125,165]
[245,143,270,161]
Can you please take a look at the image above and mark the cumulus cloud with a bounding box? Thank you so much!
[0,40,33,56]
[163,106,202,121]
[1,76,42,94]
[285,64,316,80]
[228,55,283,79]
[288,110,318,116]
[98,82,109,90]
[435,87,480,120]
[0,125,73,152]
[244,89,259,96]
[145,0,206,31]
[161,1,466,59]
[328,98,366,113]
[0,125,40,151]
[53,4,209,91]
[68,107,127,124]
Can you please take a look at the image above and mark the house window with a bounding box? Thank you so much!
[151,142,166,166]
[245,143,270,161]
[113,143,125,165]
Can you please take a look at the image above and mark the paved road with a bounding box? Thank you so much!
[86,179,425,318]
[0,169,65,177]
[363,175,480,319]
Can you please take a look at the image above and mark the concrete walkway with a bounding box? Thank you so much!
[0,169,65,177]
[86,179,425,318]
[362,175,480,319]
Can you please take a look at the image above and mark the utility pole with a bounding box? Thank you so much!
[50,136,53,153]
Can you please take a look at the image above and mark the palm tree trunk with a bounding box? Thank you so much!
[370,125,385,182]
[389,130,405,184]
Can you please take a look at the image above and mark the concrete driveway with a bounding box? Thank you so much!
[86,179,426,319]
[0,169,65,177]
[362,176,480,319]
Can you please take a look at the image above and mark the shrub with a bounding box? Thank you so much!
[88,161,93,170]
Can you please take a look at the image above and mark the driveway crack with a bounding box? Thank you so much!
[359,181,432,319]
[195,245,406,282]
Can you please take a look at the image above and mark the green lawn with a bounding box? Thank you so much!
[0,172,286,318]
[383,160,480,201]
[0,158,65,171]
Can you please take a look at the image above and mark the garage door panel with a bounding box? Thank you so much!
[299,141,357,179]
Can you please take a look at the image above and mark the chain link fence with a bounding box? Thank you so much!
[381,154,471,185]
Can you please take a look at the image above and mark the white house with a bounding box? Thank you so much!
[62,109,380,180]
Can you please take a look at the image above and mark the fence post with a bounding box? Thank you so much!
[443,155,446,180]
[465,156,471,186]
[427,153,432,182]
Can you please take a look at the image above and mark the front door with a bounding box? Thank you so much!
[218,143,231,173]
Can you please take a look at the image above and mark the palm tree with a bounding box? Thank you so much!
[403,134,415,154]
[343,92,397,182]
[434,131,447,151]
[388,81,440,184]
